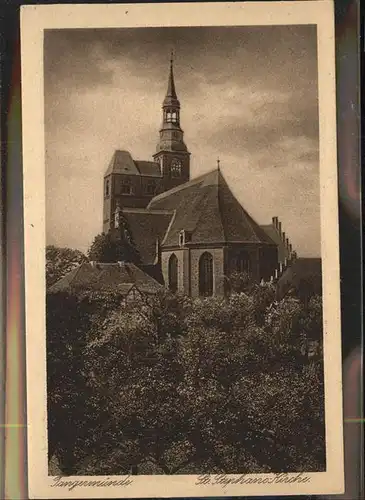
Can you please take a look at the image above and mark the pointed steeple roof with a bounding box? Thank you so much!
[163,52,180,107]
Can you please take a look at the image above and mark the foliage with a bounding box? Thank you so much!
[87,230,141,264]
[47,284,325,476]
[227,270,253,294]
[46,245,87,288]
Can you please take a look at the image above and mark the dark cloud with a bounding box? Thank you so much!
[44,25,318,92]
[201,93,318,159]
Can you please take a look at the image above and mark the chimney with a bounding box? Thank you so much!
[278,221,282,235]
[289,243,293,253]
[282,231,286,243]
[272,216,278,228]
[274,268,278,279]
[279,262,283,274]
[286,237,289,248]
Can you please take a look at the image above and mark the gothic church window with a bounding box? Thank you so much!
[199,252,213,296]
[236,251,251,275]
[171,159,182,177]
[168,254,178,293]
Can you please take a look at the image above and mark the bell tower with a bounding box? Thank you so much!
[153,53,190,190]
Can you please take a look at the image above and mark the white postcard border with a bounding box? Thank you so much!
[21,2,344,498]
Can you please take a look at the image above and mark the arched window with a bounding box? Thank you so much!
[199,252,213,296]
[168,254,178,293]
[236,251,251,275]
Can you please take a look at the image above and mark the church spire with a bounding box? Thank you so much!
[166,50,177,100]
[163,51,179,108]
[153,53,190,186]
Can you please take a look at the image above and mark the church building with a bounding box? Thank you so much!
[102,56,297,297]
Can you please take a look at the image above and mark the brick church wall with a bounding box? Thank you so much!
[190,247,225,297]
[161,249,185,293]
[161,247,225,297]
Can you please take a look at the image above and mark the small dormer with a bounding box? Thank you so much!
[178,230,192,247]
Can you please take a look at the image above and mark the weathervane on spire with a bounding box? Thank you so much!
[217,157,221,171]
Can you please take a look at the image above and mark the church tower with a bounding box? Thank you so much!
[153,54,190,190]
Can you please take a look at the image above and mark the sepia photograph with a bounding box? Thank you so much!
[21,2,343,498]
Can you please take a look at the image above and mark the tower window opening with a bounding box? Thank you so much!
[171,159,182,177]
[105,179,110,197]
[171,111,178,123]
[168,253,178,293]
[121,178,132,195]
[199,252,213,296]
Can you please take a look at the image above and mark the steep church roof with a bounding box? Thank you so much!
[147,169,276,248]
[122,209,174,264]
[48,261,162,295]
[105,150,161,177]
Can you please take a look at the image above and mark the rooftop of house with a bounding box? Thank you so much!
[48,261,163,295]
[276,257,322,299]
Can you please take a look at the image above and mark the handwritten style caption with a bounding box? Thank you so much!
[196,473,311,487]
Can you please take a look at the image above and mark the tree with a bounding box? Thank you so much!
[46,288,127,474]
[46,245,86,288]
[47,282,325,475]
[87,231,140,264]
[227,270,253,294]
[78,289,325,475]
[47,291,95,473]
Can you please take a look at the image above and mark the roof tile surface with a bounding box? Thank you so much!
[148,169,276,247]
[49,262,162,294]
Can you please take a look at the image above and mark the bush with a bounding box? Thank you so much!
[47,285,325,475]
[46,245,86,287]
[87,229,141,264]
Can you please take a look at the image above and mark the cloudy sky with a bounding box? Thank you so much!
[44,25,320,256]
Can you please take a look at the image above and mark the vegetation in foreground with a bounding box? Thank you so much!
[47,274,325,476]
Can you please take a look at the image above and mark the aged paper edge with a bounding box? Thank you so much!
[20,2,344,498]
